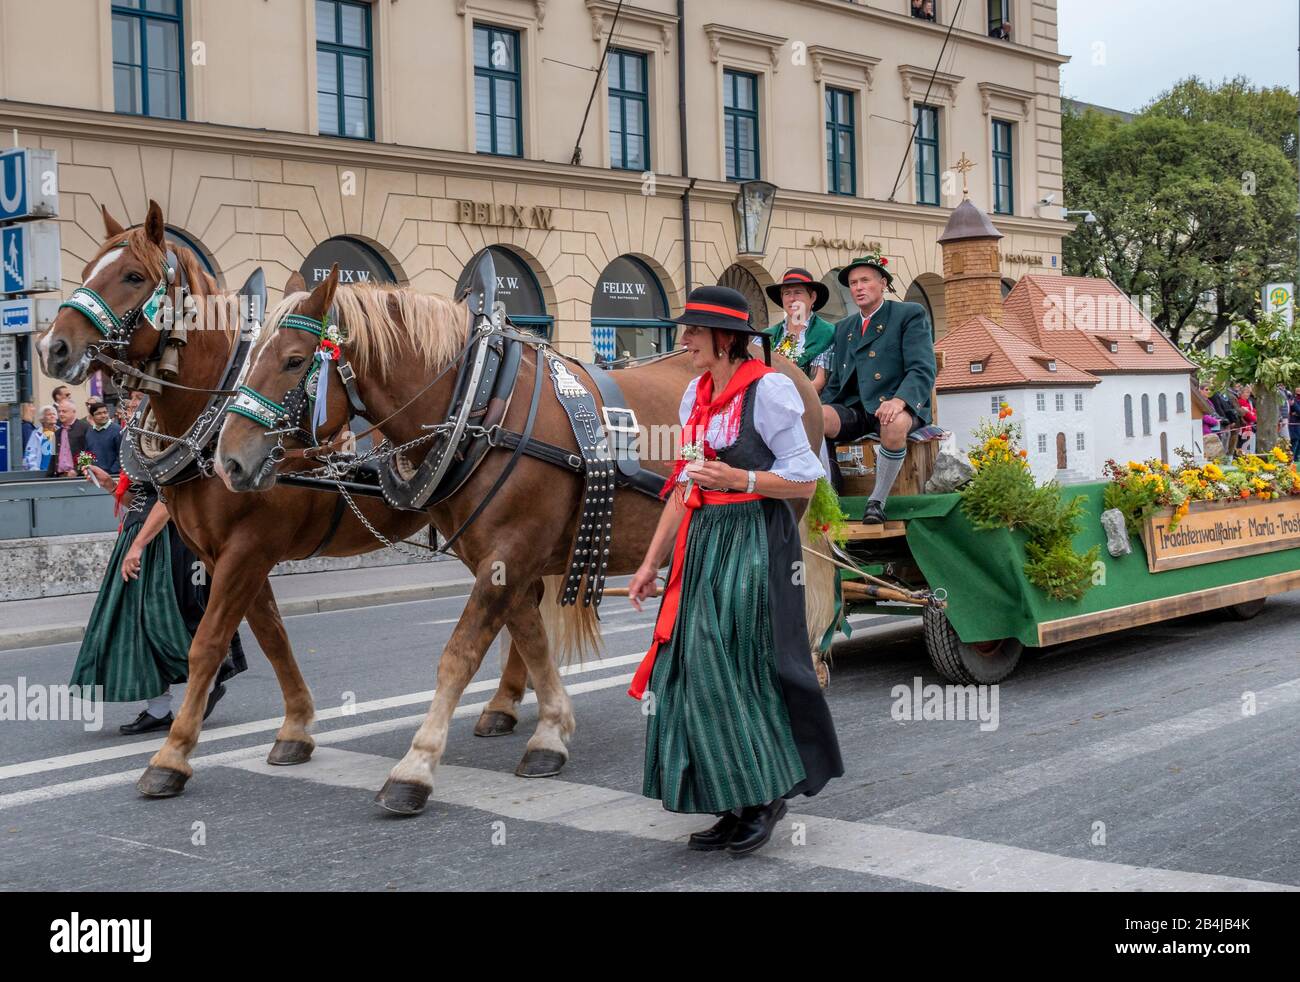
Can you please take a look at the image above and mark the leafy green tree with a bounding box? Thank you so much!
[1063,78,1297,351]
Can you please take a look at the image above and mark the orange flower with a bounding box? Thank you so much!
[1018,449,1028,458]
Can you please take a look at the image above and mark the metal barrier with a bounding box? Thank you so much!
[0,471,118,539]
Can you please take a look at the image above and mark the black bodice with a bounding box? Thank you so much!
[715,381,776,473]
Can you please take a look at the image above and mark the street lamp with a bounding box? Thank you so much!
[734,180,778,256]
[1062,208,1097,224]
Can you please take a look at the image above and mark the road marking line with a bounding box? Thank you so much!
[0,653,644,783]
[93,833,212,862]
[0,672,636,811]
[868,676,1300,830]
[227,747,1298,893]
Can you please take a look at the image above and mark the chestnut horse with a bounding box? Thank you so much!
[217,267,832,815]
[35,202,554,797]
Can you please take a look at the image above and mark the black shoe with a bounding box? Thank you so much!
[203,682,227,722]
[861,499,887,525]
[726,799,788,857]
[688,812,742,851]
[119,710,174,735]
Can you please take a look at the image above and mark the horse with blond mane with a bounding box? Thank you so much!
[217,263,835,815]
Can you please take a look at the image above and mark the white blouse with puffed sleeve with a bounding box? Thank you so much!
[676,372,825,483]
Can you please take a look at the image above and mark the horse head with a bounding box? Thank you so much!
[39,200,202,383]
[216,265,352,492]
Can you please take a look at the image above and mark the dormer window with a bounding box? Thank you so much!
[1046,360,1057,372]
[970,361,984,374]
[1143,341,1155,353]
[1109,341,1119,353]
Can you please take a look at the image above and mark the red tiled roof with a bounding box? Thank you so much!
[936,315,1099,391]
[1001,275,1196,374]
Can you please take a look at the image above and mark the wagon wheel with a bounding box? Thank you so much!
[1221,597,1267,621]
[922,605,1023,684]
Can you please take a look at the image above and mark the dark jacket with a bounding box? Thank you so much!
[47,419,89,477]
[820,299,937,425]
[1210,392,1240,426]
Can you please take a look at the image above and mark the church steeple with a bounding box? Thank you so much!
[937,194,1004,333]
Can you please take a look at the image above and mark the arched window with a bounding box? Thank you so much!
[301,235,398,286]
[164,227,219,281]
[1158,393,1168,421]
[1141,394,1151,435]
[1176,391,1186,414]
[591,256,669,362]
[455,245,552,338]
[1124,394,1134,437]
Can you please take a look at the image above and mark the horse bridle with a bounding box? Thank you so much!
[58,243,185,353]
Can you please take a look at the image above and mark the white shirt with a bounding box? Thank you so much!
[677,372,825,483]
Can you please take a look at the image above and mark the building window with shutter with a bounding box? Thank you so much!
[826,87,857,196]
[112,0,185,119]
[474,24,522,156]
[317,0,374,140]
[608,49,649,171]
[724,70,760,181]
[992,119,1014,214]
[914,104,940,205]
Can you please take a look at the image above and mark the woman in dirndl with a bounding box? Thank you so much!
[70,409,245,735]
[627,285,844,857]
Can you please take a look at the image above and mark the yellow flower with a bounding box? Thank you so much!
[1263,462,1278,472]
[1271,445,1290,463]
[1204,463,1224,480]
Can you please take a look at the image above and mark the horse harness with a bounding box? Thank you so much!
[233,304,666,608]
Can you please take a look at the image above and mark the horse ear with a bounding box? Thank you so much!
[144,199,166,246]
[301,264,339,320]
[284,270,307,295]
[101,205,126,239]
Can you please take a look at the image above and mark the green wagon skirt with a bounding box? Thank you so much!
[69,523,193,703]
[642,499,807,814]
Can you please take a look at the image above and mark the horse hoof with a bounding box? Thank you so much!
[373,779,431,816]
[136,765,189,798]
[266,739,314,766]
[473,710,518,738]
[515,749,566,778]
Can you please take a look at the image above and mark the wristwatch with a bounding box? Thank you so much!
[745,469,757,493]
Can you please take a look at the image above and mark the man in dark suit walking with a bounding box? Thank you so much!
[47,400,90,478]
[820,254,936,524]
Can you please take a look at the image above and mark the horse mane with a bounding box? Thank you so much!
[263,283,469,375]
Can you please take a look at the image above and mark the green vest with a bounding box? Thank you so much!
[764,313,835,372]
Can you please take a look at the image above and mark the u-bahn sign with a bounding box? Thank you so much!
[0,148,59,222]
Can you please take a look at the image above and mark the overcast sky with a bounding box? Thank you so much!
[1058,0,1299,112]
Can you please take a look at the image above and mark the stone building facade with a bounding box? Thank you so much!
[0,0,1072,409]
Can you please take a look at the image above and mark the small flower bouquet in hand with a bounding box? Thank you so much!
[679,436,717,494]
[76,450,97,474]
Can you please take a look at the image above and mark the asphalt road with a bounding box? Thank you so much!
[1,584,1298,892]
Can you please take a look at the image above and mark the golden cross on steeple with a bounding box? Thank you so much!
[952,152,976,198]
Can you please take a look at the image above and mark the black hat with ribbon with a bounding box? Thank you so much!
[665,285,766,335]
[765,267,830,311]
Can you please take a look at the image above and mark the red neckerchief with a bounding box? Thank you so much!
[658,358,773,499]
[859,298,885,336]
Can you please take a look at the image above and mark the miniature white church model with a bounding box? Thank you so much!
[932,199,1199,483]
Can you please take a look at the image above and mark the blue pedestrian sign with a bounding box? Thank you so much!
[0,148,59,222]
[0,221,60,294]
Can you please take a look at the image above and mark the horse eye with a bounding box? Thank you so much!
[125,272,146,284]
[286,355,305,371]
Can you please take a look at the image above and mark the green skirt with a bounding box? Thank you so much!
[69,524,193,702]
[642,499,806,814]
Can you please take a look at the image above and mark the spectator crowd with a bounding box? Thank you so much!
[18,384,133,488]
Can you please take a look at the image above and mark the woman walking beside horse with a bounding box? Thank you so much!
[628,286,844,857]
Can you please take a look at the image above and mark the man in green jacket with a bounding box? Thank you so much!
[762,267,836,392]
[821,253,936,524]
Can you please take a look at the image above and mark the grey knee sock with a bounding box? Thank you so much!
[870,445,908,504]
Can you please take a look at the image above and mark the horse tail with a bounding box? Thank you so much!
[538,575,605,668]
[801,512,839,669]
